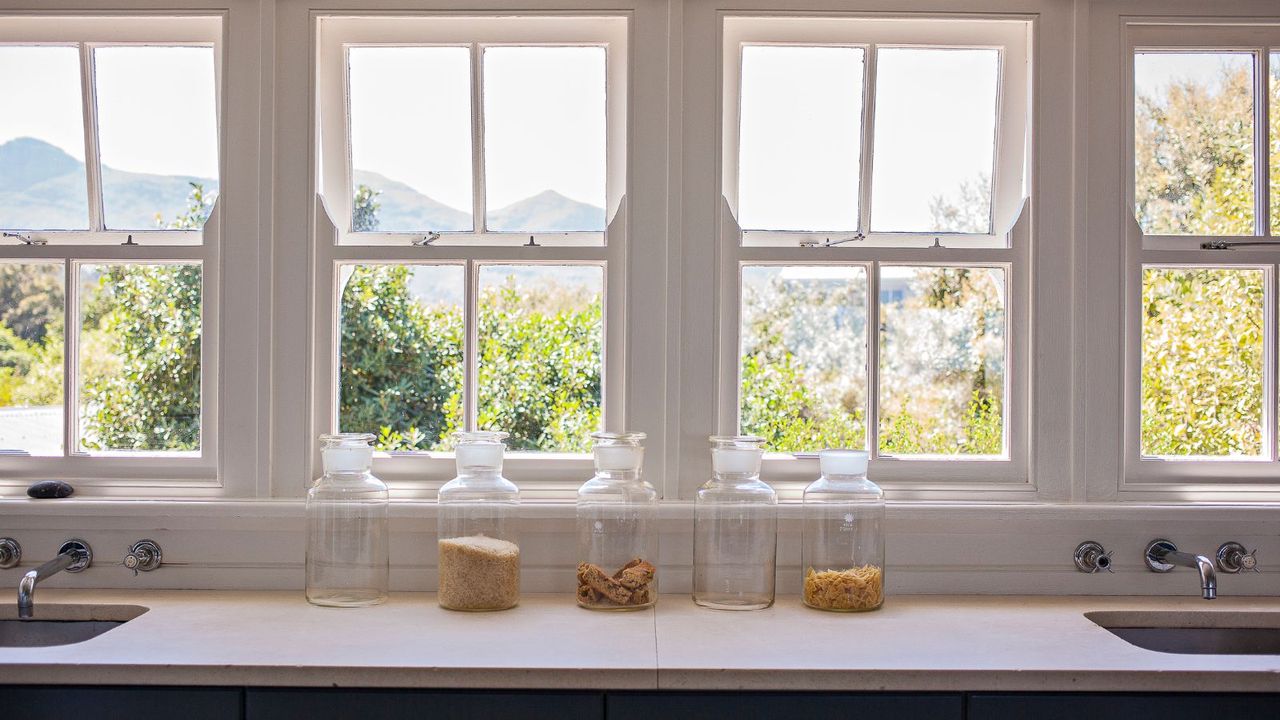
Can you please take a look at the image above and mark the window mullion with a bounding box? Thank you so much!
[62,259,77,457]
[1256,49,1271,237]
[866,260,881,458]
[78,43,105,233]
[470,43,487,234]
[1271,262,1278,463]
[857,44,878,237]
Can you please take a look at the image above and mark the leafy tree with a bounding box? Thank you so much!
[353,184,382,232]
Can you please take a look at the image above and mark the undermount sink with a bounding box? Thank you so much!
[0,604,148,647]
[1087,610,1280,655]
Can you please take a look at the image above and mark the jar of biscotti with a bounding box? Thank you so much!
[437,431,520,611]
[801,449,884,612]
[575,432,657,610]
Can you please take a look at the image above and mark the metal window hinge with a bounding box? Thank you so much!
[3,231,46,245]
[800,232,865,248]
[411,231,441,246]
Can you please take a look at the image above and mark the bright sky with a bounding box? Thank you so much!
[0,45,218,178]
[349,45,606,215]
[1134,51,1253,100]
[739,45,1000,234]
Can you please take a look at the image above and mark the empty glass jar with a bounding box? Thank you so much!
[801,449,884,612]
[306,433,389,607]
[692,435,777,610]
[437,431,520,611]
[576,431,657,610]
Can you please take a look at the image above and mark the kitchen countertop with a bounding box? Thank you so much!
[1,591,1279,692]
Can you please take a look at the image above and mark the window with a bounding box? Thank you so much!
[1125,25,1280,484]
[316,16,626,481]
[721,16,1029,483]
[0,17,221,482]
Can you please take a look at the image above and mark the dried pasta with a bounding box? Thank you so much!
[803,565,884,611]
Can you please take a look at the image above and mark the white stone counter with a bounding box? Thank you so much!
[1,591,1278,692]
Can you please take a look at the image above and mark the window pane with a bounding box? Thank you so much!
[0,47,89,231]
[738,46,864,232]
[483,47,606,232]
[879,267,1005,456]
[477,265,603,451]
[79,263,202,452]
[1141,267,1264,458]
[1134,52,1254,236]
[95,47,219,231]
[338,264,464,451]
[348,47,473,233]
[1271,52,1279,236]
[870,48,998,234]
[0,263,64,456]
[740,266,867,451]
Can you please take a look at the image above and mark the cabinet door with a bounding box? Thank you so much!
[0,686,242,720]
[245,689,604,720]
[606,692,963,720]
[968,693,1280,720]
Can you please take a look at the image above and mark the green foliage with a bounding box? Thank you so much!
[1135,64,1254,235]
[740,351,864,452]
[476,281,602,452]
[80,264,202,451]
[1141,268,1263,456]
[339,265,464,451]
[156,182,215,231]
[353,184,382,232]
[0,263,63,345]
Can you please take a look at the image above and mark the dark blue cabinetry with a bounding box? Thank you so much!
[0,685,242,720]
[607,692,963,719]
[244,689,605,719]
[968,693,1280,720]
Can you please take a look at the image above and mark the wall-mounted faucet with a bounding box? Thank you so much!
[17,539,92,619]
[1144,538,1216,600]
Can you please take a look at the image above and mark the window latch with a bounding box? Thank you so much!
[121,234,138,246]
[411,231,441,247]
[1200,240,1280,250]
[800,232,865,248]
[525,236,540,247]
[3,231,46,246]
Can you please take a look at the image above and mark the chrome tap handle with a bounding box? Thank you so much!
[123,539,162,575]
[1073,541,1114,574]
[1216,542,1259,574]
[0,538,20,569]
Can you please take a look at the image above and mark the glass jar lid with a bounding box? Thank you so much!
[819,449,869,476]
[709,435,765,474]
[453,430,509,471]
[319,433,375,473]
[591,431,646,472]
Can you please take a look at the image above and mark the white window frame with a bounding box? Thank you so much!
[0,14,228,491]
[312,14,631,493]
[1121,21,1280,488]
[715,14,1033,492]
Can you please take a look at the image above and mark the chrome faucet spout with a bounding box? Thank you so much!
[1144,539,1218,600]
[15,539,92,619]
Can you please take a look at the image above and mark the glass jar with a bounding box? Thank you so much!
[692,435,777,610]
[576,431,657,610]
[305,433,389,607]
[801,449,884,612]
[437,431,520,611]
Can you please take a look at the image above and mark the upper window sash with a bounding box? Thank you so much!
[721,16,1031,249]
[1125,23,1280,250]
[316,15,628,247]
[0,16,223,246]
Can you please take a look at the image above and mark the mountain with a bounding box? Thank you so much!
[0,137,217,230]
[487,190,605,232]
[353,169,471,232]
[354,172,605,233]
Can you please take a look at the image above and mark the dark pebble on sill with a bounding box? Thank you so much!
[27,480,74,499]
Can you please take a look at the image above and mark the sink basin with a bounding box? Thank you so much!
[0,604,147,647]
[1087,610,1280,655]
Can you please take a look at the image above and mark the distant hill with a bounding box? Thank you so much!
[0,137,217,230]
[0,137,605,234]
[354,173,605,234]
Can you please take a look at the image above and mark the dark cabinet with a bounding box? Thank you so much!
[244,688,604,720]
[0,686,241,720]
[607,692,963,720]
[969,693,1280,720]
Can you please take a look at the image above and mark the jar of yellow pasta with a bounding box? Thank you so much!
[801,450,884,612]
